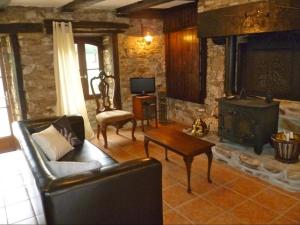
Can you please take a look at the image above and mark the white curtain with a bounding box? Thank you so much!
[53,21,94,139]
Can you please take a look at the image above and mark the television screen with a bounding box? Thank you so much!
[130,77,155,95]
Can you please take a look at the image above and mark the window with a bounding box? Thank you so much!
[74,37,103,99]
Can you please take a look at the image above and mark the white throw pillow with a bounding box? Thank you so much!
[32,125,73,160]
[48,160,101,177]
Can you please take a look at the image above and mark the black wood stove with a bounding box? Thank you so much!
[218,97,279,154]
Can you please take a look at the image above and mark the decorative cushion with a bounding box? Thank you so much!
[31,125,74,161]
[96,110,133,124]
[48,160,101,177]
[52,115,82,146]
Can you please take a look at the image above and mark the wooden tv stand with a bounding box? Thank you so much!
[132,95,158,131]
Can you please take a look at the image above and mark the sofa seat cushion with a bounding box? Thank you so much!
[96,110,133,124]
[59,140,117,167]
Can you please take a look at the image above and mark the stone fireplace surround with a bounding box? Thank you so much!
[169,0,300,192]
[169,0,300,134]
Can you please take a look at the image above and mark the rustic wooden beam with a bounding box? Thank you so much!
[116,0,174,15]
[61,0,105,12]
[0,0,10,11]
[74,29,125,34]
[9,34,27,120]
[0,23,43,33]
[198,0,300,37]
[44,20,129,34]
[126,9,164,19]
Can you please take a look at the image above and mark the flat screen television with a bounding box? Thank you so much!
[130,77,155,95]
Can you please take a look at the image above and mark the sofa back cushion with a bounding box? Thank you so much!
[53,116,83,147]
[25,116,85,142]
[48,160,101,177]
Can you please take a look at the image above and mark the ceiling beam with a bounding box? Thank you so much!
[126,9,164,19]
[116,0,175,15]
[44,20,130,34]
[61,0,105,12]
[0,0,11,11]
[0,23,43,33]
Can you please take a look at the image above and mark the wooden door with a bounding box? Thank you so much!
[0,58,16,152]
[166,27,201,103]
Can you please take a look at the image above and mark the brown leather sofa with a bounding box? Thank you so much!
[13,116,162,225]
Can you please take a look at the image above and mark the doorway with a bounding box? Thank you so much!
[0,58,16,152]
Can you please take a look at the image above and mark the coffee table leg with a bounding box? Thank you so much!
[183,156,194,193]
[144,137,150,157]
[165,148,168,161]
[205,149,213,183]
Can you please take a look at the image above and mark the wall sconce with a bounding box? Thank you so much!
[139,19,153,45]
[144,32,153,44]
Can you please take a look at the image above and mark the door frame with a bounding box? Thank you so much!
[0,45,17,152]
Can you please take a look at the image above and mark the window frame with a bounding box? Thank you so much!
[74,36,104,100]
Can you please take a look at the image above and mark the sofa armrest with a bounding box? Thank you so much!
[42,158,162,225]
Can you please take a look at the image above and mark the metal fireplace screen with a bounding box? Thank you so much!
[236,31,300,101]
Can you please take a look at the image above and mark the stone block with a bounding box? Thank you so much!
[263,160,285,174]
[287,170,300,181]
[239,153,261,169]
[215,147,232,159]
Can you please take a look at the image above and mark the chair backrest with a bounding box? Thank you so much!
[90,71,116,113]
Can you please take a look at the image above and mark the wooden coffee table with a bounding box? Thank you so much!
[144,127,215,193]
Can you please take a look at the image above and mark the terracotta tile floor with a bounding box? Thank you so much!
[91,123,300,225]
[0,122,299,224]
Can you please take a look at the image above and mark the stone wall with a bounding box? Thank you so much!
[118,18,166,112]
[18,33,55,119]
[0,7,166,131]
[169,0,300,134]
[0,7,129,127]
[103,36,114,76]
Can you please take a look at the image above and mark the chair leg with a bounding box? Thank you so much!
[116,128,119,135]
[97,124,100,139]
[101,124,108,148]
[141,119,144,132]
[132,118,137,141]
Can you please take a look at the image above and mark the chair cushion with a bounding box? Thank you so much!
[96,110,134,124]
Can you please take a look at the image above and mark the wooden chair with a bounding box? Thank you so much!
[91,71,136,148]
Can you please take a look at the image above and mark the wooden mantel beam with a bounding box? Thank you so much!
[116,0,175,15]
[198,0,300,37]
[62,0,105,12]
[44,20,130,34]
[0,0,11,11]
